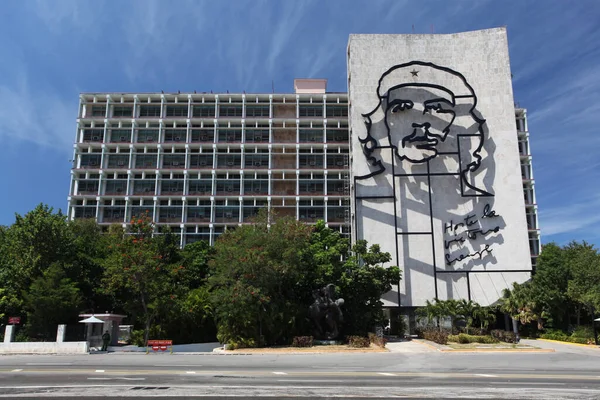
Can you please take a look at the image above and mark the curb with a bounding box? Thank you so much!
[412,339,555,353]
[536,338,600,349]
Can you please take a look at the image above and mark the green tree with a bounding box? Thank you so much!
[101,214,182,344]
[209,214,313,347]
[339,239,401,335]
[528,243,571,328]
[473,306,497,331]
[567,241,600,323]
[22,263,82,340]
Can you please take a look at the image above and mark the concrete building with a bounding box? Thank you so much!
[68,79,351,246]
[67,28,540,311]
[348,28,540,314]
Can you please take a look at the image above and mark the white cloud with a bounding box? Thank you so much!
[539,195,600,237]
[0,72,75,153]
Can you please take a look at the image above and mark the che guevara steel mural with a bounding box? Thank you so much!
[354,61,503,300]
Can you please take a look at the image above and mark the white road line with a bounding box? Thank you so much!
[95,370,105,373]
[377,372,396,376]
[11,369,23,372]
[153,364,203,367]
[475,374,499,377]
[186,371,196,374]
[277,379,345,383]
[88,377,146,381]
[26,363,72,366]
[272,372,287,375]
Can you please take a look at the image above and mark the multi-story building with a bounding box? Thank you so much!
[515,108,541,270]
[68,29,540,314]
[68,79,351,246]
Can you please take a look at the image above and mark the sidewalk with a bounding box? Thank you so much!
[105,342,221,353]
[386,340,436,353]
[521,339,600,356]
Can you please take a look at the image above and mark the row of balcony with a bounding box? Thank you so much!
[81,103,348,120]
[73,206,350,224]
[79,129,349,145]
[77,155,349,170]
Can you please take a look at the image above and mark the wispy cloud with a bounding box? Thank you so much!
[539,194,600,237]
[0,71,75,152]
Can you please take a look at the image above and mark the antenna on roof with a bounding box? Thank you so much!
[431,24,434,33]
[412,24,415,33]
[272,80,274,93]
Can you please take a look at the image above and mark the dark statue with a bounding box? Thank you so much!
[309,284,345,340]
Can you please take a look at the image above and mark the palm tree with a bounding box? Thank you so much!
[456,299,478,334]
[474,306,497,332]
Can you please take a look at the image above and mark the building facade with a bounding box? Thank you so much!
[67,29,540,309]
[68,80,351,246]
[348,28,540,310]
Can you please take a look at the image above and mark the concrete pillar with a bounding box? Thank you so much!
[4,325,15,343]
[56,325,66,343]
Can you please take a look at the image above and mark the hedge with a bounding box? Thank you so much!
[448,334,499,344]
[291,336,314,347]
[490,329,518,344]
[368,333,387,348]
[347,336,371,348]
[418,328,449,345]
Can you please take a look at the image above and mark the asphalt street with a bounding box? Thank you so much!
[0,340,599,398]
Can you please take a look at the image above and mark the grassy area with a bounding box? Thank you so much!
[226,344,388,353]
[447,342,536,350]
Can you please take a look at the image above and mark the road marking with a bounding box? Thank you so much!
[11,369,23,372]
[88,377,145,381]
[475,373,498,377]
[186,371,196,374]
[153,364,203,367]
[95,370,105,373]
[26,363,72,366]
[377,372,396,376]
[278,379,345,383]
[272,372,287,375]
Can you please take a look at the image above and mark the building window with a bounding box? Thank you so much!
[299,105,323,117]
[164,129,185,142]
[137,129,159,143]
[91,105,106,117]
[113,106,133,118]
[191,129,214,142]
[166,105,188,118]
[193,105,216,118]
[139,105,162,118]
[219,105,243,117]
[246,105,270,118]
[326,105,348,118]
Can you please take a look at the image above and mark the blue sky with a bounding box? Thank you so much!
[0,0,599,246]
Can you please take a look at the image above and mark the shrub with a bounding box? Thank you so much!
[457,333,470,344]
[291,336,314,347]
[419,328,449,345]
[347,336,371,348]
[368,333,387,348]
[226,337,257,350]
[490,329,517,343]
[571,326,594,340]
[539,331,593,345]
[452,334,498,344]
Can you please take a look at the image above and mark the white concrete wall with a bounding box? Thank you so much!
[348,28,532,307]
[0,342,89,355]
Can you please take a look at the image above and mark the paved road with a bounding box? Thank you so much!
[0,340,599,398]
